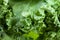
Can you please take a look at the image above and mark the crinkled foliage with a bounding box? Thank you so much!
[0,0,60,40]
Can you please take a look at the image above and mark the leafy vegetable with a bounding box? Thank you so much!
[0,0,60,40]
